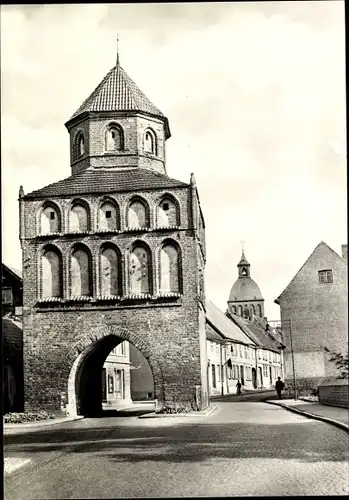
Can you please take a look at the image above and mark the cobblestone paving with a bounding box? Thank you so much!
[4,401,349,498]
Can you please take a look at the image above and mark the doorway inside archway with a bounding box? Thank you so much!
[251,367,257,389]
[68,334,155,417]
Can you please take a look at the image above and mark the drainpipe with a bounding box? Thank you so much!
[220,342,224,396]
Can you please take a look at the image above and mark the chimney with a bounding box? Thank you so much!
[341,244,347,262]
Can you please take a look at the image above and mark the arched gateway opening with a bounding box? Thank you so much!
[66,326,162,417]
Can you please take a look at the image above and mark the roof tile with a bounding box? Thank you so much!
[24,168,188,199]
[68,65,165,123]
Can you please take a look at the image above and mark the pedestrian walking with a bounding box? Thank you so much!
[236,380,242,396]
[275,377,284,399]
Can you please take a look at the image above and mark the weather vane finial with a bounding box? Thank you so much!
[116,33,120,66]
[240,240,245,253]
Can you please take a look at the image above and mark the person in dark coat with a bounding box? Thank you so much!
[236,380,242,396]
[275,377,284,399]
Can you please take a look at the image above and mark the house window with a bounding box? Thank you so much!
[239,345,243,357]
[319,270,333,283]
[108,374,114,394]
[106,211,112,219]
[50,211,55,220]
[2,287,13,305]
[212,364,216,389]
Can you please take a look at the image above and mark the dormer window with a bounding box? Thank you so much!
[319,270,333,284]
[144,129,157,155]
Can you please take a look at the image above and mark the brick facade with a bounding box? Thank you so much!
[20,61,208,416]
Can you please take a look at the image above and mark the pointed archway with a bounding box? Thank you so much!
[65,325,164,417]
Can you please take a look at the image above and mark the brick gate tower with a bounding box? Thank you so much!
[19,57,208,416]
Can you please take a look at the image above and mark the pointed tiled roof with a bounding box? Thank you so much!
[66,64,169,134]
[238,250,250,266]
[226,312,283,353]
[23,168,188,199]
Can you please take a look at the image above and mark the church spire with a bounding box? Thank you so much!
[238,248,250,277]
[116,33,120,66]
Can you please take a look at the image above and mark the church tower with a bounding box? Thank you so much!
[19,55,208,416]
[227,250,265,319]
[65,58,170,176]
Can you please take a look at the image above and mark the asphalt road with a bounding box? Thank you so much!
[5,396,349,498]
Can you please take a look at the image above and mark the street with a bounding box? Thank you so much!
[5,393,349,498]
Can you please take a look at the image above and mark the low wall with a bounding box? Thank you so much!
[318,379,349,409]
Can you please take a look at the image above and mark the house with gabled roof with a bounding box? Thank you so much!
[275,241,348,388]
[206,300,258,395]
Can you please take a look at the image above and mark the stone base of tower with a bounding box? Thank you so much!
[22,305,209,417]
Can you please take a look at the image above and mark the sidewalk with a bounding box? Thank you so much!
[266,398,349,433]
[4,415,84,436]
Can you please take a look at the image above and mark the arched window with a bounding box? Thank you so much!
[128,199,148,228]
[252,304,256,315]
[157,197,178,227]
[71,247,92,296]
[70,203,89,232]
[159,243,180,293]
[41,205,60,234]
[78,135,84,157]
[144,130,156,155]
[106,125,123,151]
[238,305,243,316]
[232,305,236,314]
[100,246,121,296]
[42,248,62,297]
[99,201,119,231]
[129,245,151,294]
[258,304,262,317]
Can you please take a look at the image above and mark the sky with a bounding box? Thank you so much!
[1,1,347,320]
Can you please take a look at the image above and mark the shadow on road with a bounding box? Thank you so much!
[5,412,349,465]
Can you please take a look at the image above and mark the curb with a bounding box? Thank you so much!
[138,405,218,419]
[210,389,273,399]
[4,415,84,435]
[266,401,349,434]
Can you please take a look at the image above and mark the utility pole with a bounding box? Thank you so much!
[220,342,224,396]
[288,319,297,400]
